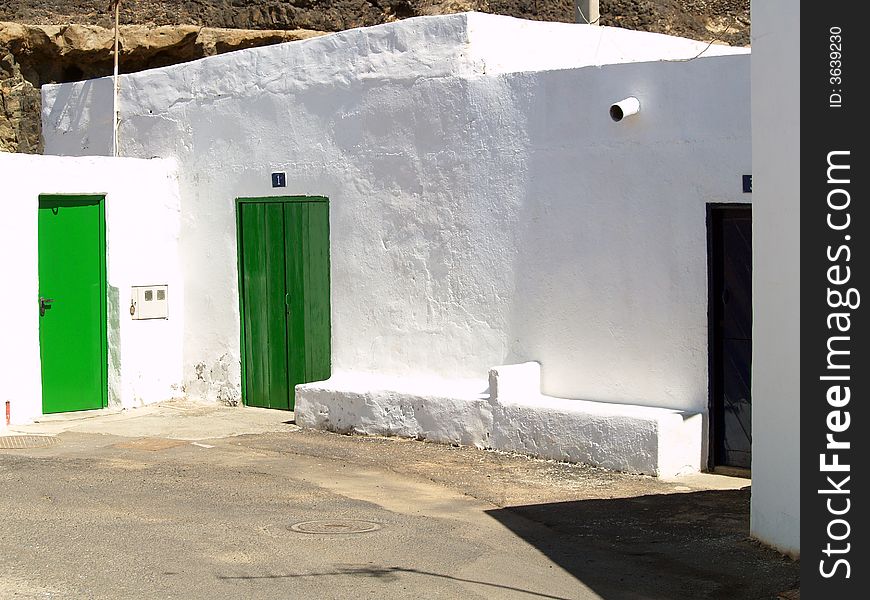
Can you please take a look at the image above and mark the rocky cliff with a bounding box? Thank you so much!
[1,1,749,153]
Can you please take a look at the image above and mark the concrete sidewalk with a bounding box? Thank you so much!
[5,398,295,440]
[0,400,798,599]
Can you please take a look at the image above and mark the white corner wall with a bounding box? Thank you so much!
[40,15,751,425]
[465,12,748,75]
[496,57,750,410]
[749,2,800,557]
[0,153,183,427]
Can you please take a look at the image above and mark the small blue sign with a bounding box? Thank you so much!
[272,172,286,188]
[742,174,752,193]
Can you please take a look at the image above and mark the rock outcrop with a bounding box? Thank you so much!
[1,46,41,153]
[1,22,324,87]
[2,1,749,45]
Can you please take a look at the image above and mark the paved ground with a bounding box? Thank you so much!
[0,400,799,599]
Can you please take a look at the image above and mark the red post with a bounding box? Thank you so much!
[4,401,9,426]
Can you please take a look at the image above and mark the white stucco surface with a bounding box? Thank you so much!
[465,12,747,75]
[296,373,492,447]
[0,153,183,427]
[40,13,751,470]
[749,2,800,557]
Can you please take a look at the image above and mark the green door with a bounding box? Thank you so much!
[38,195,108,414]
[237,197,331,410]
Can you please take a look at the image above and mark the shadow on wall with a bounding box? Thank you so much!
[107,284,122,406]
[484,489,800,600]
[43,78,113,155]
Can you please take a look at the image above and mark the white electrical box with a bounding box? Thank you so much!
[131,285,169,320]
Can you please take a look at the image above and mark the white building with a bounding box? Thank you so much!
[4,14,754,479]
[0,155,183,425]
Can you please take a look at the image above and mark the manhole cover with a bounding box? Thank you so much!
[289,520,382,534]
[0,435,59,449]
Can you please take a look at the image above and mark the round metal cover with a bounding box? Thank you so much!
[289,519,381,534]
[0,435,59,449]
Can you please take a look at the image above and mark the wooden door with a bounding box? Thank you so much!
[237,197,331,410]
[709,205,752,469]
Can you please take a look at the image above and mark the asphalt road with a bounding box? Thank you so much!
[0,401,799,599]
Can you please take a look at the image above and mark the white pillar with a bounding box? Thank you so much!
[575,1,600,25]
[112,0,121,157]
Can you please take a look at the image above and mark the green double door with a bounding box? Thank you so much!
[38,195,108,414]
[237,197,331,410]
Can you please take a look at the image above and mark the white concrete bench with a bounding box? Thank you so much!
[488,363,703,476]
[295,373,493,447]
[296,362,703,477]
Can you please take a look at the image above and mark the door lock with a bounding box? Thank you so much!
[39,297,54,317]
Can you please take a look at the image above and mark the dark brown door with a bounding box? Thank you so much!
[709,205,752,469]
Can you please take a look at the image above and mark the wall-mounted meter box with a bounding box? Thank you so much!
[131,285,169,320]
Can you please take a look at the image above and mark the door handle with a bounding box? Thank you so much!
[39,297,54,317]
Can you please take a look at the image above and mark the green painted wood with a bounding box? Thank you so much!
[38,195,107,414]
[284,200,331,409]
[264,203,290,409]
[304,201,332,383]
[284,202,307,407]
[240,204,265,407]
[237,197,330,411]
[239,203,292,409]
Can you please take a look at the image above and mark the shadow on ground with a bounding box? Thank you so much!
[485,487,800,600]
[219,565,578,599]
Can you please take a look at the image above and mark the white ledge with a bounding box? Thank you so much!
[296,363,703,477]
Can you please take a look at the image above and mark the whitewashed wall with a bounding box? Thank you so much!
[465,12,745,74]
[749,1,801,557]
[0,153,183,427]
[41,14,750,416]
